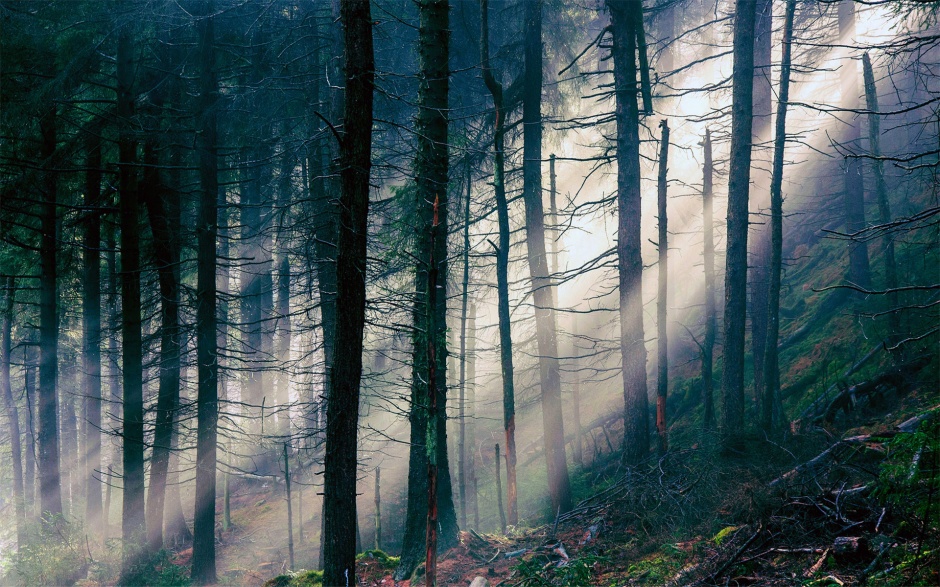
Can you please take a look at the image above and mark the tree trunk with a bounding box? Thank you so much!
[426,195,441,587]
[749,0,773,420]
[321,0,373,583]
[495,444,506,533]
[142,134,182,553]
[165,417,192,546]
[117,22,146,567]
[549,154,559,281]
[23,346,36,519]
[838,0,871,288]
[468,304,479,530]
[571,316,583,466]
[374,467,381,550]
[105,221,121,529]
[457,161,471,530]
[312,2,341,453]
[398,2,458,581]
[762,0,796,434]
[285,442,295,570]
[656,120,670,455]
[240,147,265,443]
[523,0,572,512]
[275,138,293,439]
[38,105,63,520]
[480,0,518,528]
[192,3,220,582]
[861,52,899,333]
[702,129,716,430]
[720,0,757,449]
[2,278,26,546]
[608,0,650,466]
[60,379,76,517]
[83,130,103,534]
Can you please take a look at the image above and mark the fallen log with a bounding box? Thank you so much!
[771,406,937,488]
[797,343,882,421]
[832,536,869,562]
[816,356,930,424]
[769,436,872,487]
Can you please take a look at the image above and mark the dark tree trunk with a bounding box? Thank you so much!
[398,2,458,581]
[142,134,182,553]
[608,0,650,466]
[38,106,63,520]
[275,132,293,439]
[284,443,295,570]
[240,148,265,442]
[762,0,796,434]
[321,0,373,583]
[165,418,192,547]
[468,304,479,530]
[117,22,146,566]
[838,0,871,288]
[374,467,381,550]
[276,252,291,437]
[314,2,341,445]
[60,378,76,517]
[656,120,670,455]
[523,0,572,511]
[571,317,583,466]
[480,0,518,527]
[23,346,37,518]
[495,444,506,533]
[425,195,442,586]
[749,0,773,419]
[720,0,757,448]
[165,124,192,550]
[702,129,716,430]
[83,131,103,533]
[105,222,121,531]
[458,161,471,529]
[2,278,26,546]
[192,3,220,583]
[861,52,899,333]
[549,153,559,287]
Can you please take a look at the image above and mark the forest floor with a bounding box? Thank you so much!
[196,363,938,587]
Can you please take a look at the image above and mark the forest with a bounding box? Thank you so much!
[0,0,938,585]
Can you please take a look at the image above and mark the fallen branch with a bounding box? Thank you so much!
[816,357,930,424]
[707,524,763,582]
[772,405,938,488]
[769,436,871,487]
[804,547,830,578]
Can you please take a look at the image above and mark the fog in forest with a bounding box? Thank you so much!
[0,0,937,586]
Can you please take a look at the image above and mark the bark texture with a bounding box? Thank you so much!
[608,0,650,465]
[523,0,572,510]
[38,105,63,519]
[82,133,103,532]
[762,0,796,434]
[480,0,518,527]
[192,3,220,582]
[861,52,899,333]
[656,120,670,454]
[1,279,25,545]
[702,129,716,430]
[397,1,459,579]
[117,22,146,565]
[720,0,757,448]
[321,0,374,583]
